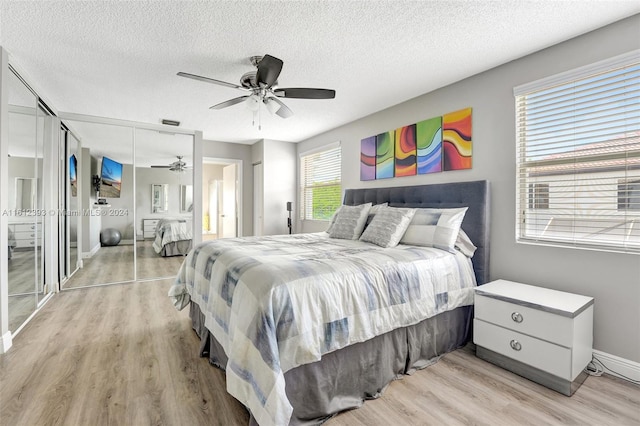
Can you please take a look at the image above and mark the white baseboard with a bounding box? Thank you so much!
[82,243,100,259]
[1,331,12,354]
[593,350,640,383]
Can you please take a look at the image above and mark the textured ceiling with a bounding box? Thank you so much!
[1,1,639,144]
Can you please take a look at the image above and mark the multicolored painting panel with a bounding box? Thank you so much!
[376,131,395,179]
[415,116,442,174]
[360,136,377,181]
[359,108,472,181]
[442,108,472,171]
[394,124,417,177]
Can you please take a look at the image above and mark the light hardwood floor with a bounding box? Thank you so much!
[1,280,638,426]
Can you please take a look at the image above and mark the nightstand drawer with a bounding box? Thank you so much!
[475,293,573,347]
[474,319,571,380]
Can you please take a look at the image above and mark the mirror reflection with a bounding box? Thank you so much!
[7,68,48,332]
[135,128,194,281]
[62,121,135,288]
[180,185,193,213]
[151,184,168,213]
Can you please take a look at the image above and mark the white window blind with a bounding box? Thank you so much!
[299,144,341,220]
[514,51,640,254]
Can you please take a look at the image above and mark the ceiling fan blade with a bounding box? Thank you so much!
[150,165,171,168]
[177,72,247,90]
[267,97,294,119]
[273,88,336,99]
[210,96,250,110]
[256,55,283,89]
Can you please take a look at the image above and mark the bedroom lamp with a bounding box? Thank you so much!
[287,201,292,234]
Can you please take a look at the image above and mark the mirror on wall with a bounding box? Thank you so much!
[180,185,193,213]
[135,128,194,281]
[15,178,36,209]
[151,184,168,213]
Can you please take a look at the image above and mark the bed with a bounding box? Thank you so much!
[170,180,490,426]
[152,218,193,256]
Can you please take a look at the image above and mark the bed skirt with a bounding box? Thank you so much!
[160,239,192,256]
[189,302,472,425]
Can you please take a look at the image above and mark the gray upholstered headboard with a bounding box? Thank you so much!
[343,180,490,285]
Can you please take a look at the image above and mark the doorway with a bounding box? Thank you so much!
[202,158,241,240]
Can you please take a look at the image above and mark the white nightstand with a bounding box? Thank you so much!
[143,219,160,239]
[473,279,594,396]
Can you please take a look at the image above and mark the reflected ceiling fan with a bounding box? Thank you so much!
[151,156,190,173]
[177,54,335,120]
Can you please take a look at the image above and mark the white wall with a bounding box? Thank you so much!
[261,139,297,236]
[100,163,135,242]
[296,15,640,363]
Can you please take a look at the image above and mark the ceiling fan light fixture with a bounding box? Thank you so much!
[246,94,261,112]
[264,97,280,115]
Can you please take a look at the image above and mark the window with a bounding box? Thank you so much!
[299,143,341,220]
[528,183,549,210]
[618,179,640,211]
[515,51,640,253]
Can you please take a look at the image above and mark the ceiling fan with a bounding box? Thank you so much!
[151,156,189,173]
[177,54,335,119]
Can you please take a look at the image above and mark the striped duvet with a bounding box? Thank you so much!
[169,232,476,426]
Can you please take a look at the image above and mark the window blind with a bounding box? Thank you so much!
[299,144,341,221]
[514,50,640,253]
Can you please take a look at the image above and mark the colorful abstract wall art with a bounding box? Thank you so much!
[376,131,395,179]
[359,108,471,181]
[360,136,377,181]
[442,108,472,171]
[394,124,417,177]
[415,116,442,174]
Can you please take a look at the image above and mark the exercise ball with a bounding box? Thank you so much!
[100,228,122,246]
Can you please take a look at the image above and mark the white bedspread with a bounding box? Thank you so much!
[170,232,476,426]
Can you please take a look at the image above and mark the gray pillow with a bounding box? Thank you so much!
[328,203,372,240]
[359,207,416,248]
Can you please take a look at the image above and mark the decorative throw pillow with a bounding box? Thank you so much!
[328,203,372,240]
[360,206,416,248]
[364,202,389,228]
[325,207,342,233]
[400,207,468,253]
[455,229,477,257]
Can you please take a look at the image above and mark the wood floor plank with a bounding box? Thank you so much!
[1,279,638,426]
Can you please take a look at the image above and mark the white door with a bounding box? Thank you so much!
[221,164,237,238]
[253,163,263,236]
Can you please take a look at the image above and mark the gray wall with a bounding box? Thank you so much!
[101,163,135,241]
[202,139,253,236]
[80,148,101,254]
[135,166,193,237]
[296,15,640,362]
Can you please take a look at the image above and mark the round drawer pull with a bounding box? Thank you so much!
[510,339,522,351]
[511,312,523,323]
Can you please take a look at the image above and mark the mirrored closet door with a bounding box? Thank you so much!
[6,69,52,332]
[62,121,134,289]
[135,128,194,280]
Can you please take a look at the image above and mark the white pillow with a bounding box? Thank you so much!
[328,203,372,240]
[360,207,416,248]
[400,207,468,253]
[455,229,477,257]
